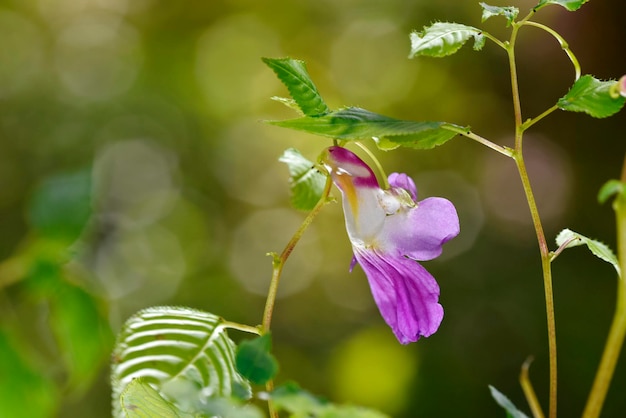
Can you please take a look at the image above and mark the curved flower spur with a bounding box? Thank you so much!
[321,146,460,344]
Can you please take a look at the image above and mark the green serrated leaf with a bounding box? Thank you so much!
[263,57,330,117]
[489,386,530,418]
[555,229,621,277]
[279,148,327,211]
[121,378,188,418]
[235,334,279,385]
[598,180,625,204]
[479,3,519,26]
[269,107,464,150]
[409,22,485,58]
[557,75,626,118]
[111,306,251,418]
[535,0,589,12]
[373,123,462,150]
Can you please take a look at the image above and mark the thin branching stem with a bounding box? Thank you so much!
[509,14,558,418]
[483,32,508,51]
[522,104,560,132]
[261,174,333,333]
[445,126,514,157]
[260,174,333,418]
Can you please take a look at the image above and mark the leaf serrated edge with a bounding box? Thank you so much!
[409,22,484,58]
[262,57,329,117]
[554,229,621,277]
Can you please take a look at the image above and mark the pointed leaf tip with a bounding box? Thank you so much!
[263,57,329,117]
[479,3,519,26]
[535,0,589,12]
[555,229,621,277]
[489,385,531,418]
[558,75,626,118]
[409,22,485,58]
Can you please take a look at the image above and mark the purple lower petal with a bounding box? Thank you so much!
[353,247,444,344]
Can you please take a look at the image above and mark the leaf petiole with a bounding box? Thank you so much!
[521,21,581,81]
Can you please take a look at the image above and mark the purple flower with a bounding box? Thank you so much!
[321,146,460,344]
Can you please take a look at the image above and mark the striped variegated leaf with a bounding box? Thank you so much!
[111,306,251,417]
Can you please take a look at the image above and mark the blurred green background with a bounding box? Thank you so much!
[0,0,624,416]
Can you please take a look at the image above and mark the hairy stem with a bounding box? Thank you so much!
[582,155,626,418]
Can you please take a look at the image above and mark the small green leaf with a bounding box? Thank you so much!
[409,22,485,58]
[598,180,625,204]
[263,57,330,117]
[269,107,464,150]
[555,229,620,277]
[535,0,589,12]
[235,333,279,385]
[479,3,519,26]
[557,75,626,118]
[489,386,530,418]
[121,378,188,418]
[279,148,327,211]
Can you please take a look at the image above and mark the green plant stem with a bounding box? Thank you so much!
[261,174,333,334]
[509,16,557,418]
[582,155,626,418]
[444,126,514,157]
[260,175,332,418]
[221,321,261,335]
[514,152,557,418]
[522,104,559,132]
